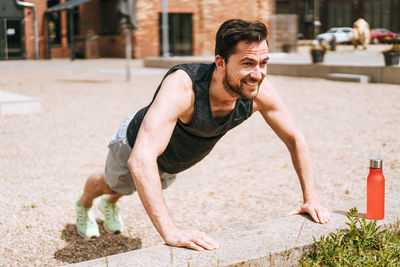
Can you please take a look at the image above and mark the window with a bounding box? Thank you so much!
[364,0,391,28]
[159,13,193,56]
[0,19,24,59]
[100,0,120,35]
[327,2,352,28]
[276,0,292,14]
[47,0,61,45]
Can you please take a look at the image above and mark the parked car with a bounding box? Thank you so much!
[317,27,354,44]
[370,28,396,44]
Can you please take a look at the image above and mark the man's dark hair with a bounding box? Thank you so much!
[215,19,268,62]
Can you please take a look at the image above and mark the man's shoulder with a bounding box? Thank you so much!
[159,68,194,106]
[165,68,193,89]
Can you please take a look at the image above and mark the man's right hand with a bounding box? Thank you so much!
[164,228,219,251]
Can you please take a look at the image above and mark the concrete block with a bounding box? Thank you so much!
[0,90,41,115]
[66,193,400,267]
[381,65,400,84]
[144,57,213,69]
[143,57,400,84]
[327,73,370,83]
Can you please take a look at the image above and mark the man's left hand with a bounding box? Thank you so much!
[286,202,330,224]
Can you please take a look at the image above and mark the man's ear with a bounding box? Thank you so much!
[215,55,225,71]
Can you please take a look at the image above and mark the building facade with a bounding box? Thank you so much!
[276,0,400,39]
[1,0,274,60]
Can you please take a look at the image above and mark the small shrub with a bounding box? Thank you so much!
[300,207,400,266]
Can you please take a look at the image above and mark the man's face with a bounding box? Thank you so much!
[222,40,269,100]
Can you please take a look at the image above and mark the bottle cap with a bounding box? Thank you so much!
[370,158,383,169]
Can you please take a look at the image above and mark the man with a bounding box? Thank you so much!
[75,19,330,251]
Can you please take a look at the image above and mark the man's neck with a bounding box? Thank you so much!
[209,67,238,106]
[208,68,239,124]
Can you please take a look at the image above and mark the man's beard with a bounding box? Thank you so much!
[222,70,260,100]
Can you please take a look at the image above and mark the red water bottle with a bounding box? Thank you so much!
[366,158,385,220]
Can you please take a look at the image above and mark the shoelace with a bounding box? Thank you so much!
[104,202,117,220]
[77,205,94,225]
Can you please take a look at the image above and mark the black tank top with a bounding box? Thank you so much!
[126,63,253,174]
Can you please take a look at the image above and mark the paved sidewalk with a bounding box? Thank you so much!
[1,56,399,266]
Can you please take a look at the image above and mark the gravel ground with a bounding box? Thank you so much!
[0,58,399,266]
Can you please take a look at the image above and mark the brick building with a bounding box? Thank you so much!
[1,0,274,60]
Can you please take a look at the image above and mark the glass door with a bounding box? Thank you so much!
[0,18,24,60]
[159,13,193,56]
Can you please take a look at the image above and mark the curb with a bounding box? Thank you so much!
[66,193,399,267]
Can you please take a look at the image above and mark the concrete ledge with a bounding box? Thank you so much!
[0,90,41,115]
[67,193,399,267]
[144,57,214,69]
[327,73,370,83]
[143,57,400,84]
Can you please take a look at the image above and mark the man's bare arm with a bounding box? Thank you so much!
[254,79,330,224]
[128,70,219,251]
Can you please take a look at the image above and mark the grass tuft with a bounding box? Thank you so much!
[300,207,400,266]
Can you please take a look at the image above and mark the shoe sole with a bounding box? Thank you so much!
[76,228,100,239]
[103,222,121,235]
[98,197,123,235]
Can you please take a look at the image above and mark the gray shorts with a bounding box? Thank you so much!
[104,113,176,195]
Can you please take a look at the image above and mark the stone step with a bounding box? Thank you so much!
[326,73,370,83]
[0,90,41,115]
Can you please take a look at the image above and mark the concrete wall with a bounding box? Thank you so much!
[267,63,400,84]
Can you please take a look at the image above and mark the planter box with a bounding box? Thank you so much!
[311,50,325,63]
[383,51,400,66]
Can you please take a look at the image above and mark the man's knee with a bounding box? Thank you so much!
[88,172,116,194]
[100,176,117,194]
[103,184,117,194]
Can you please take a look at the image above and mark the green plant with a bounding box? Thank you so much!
[310,41,328,53]
[384,38,400,53]
[300,207,400,266]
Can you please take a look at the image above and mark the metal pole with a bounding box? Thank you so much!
[33,5,38,59]
[125,27,131,82]
[162,0,169,57]
[68,10,75,61]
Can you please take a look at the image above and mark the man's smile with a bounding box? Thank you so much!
[243,80,259,87]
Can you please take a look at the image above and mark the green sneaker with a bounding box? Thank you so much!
[99,195,123,234]
[75,193,100,238]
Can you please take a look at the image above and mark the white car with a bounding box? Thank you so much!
[317,27,354,44]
